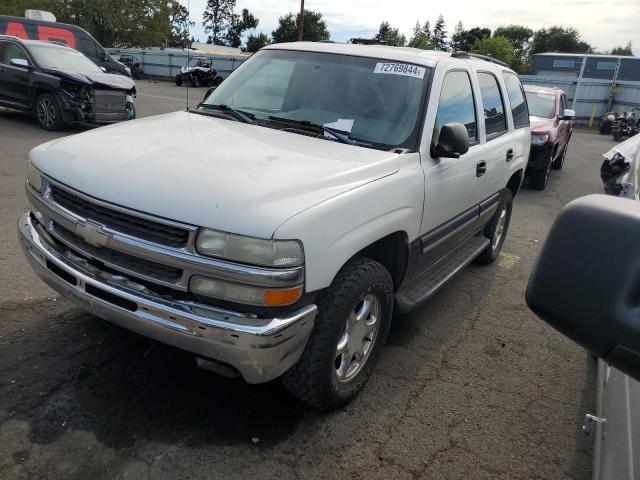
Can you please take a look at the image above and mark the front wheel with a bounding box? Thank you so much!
[475,189,513,265]
[175,74,183,86]
[35,93,64,131]
[552,144,568,170]
[282,257,394,410]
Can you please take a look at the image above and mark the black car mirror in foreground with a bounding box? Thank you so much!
[526,194,640,381]
[431,123,470,159]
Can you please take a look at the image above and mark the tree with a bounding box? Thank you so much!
[375,21,406,47]
[226,8,258,48]
[168,2,194,48]
[432,14,447,51]
[452,27,491,52]
[245,32,270,52]
[449,21,464,51]
[408,21,432,49]
[493,25,533,66]
[272,9,329,43]
[530,26,592,56]
[202,0,235,45]
[471,36,513,64]
[610,41,633,56]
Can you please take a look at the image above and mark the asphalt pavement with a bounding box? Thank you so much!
[0,80,611,479]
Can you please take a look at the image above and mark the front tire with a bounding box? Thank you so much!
[475,189,513,265]
[35,93,64,131]
[529,148,554,190]
[175,74,183,86]
[282,257,394,410]
[552,144,567,170]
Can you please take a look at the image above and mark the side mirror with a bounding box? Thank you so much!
[10,58,31,68]
[431,123,470,159]
[526,194,640,381]
[561,108,575,120]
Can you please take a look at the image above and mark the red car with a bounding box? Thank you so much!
[524,85,575,190]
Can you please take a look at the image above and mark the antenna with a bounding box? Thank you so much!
[186,0,190,111]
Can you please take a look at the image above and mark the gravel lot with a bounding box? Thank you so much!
[0,80,611,480]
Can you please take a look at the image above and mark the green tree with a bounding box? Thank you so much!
[452,27,491,52]
[408,21,432,49]
[432,14,447,50]
[449,21,464,51]
[375,21,406,47]
[530,26,592,56]
[271,9,329,43]
[226,8,258,48]
[471,36,513,64]
[168,2,194,48]
[610,41,633,56]
[202,0,235,45]
[493,25,533,65]
[245,32,270,52]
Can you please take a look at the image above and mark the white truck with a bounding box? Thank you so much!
[19,42,530,410]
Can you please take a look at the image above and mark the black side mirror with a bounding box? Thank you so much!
[526,194,640,381]
[431,123,470,159]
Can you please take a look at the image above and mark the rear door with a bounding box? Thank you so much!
[557,93,572,151]
[0,41,32,107]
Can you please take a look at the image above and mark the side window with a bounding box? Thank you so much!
[435,70,477,143]
[560,94,566,113]
[3,42,29,65]
[80,38,99,59]
[502,71,529,129]
[477,72,507,137]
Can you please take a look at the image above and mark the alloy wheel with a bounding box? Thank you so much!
[37,97,56,129]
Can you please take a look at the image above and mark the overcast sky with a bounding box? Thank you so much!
[182,0,639,53]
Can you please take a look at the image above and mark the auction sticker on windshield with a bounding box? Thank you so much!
[374,63,425,79]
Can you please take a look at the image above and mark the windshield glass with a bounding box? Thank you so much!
[203,49,430,149]
[525,91,556,118]
[29,45,103,74]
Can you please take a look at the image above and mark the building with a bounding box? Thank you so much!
[533,53,640,81]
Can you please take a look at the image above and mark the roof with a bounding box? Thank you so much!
[264,42,451,68]
[0,36,69,49]
[534,52,639,60]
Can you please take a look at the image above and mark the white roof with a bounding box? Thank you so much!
[264,42,450,68]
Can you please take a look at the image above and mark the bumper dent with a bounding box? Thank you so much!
[18,212,316,383]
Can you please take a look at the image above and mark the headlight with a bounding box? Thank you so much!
[196,229,304,267]
[27,162,42,192]
[531,134,549,145]
[190,276,303,306]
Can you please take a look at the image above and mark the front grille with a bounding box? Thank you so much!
[92,90,125,122]
[50,185,190,248]
[51,222,183,284]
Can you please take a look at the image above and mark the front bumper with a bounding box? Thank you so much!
[527,143,553,173]
[18,212,317,383]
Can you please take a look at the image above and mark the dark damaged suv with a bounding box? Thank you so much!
[0,36,136,130]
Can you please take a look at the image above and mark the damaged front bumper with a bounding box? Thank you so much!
[59,86,136,125]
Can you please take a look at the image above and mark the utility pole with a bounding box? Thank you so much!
[297,0,304,41]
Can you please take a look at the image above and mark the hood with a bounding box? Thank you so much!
[30,111,401,238]
[44,69,135,90]
[529,115,555,134]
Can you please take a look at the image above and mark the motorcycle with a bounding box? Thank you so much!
[609,107,640,142]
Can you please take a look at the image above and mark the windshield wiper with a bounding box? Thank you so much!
[267,115,357,145]
[197,104,254,124]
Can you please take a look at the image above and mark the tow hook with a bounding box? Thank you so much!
[582,413,606,435]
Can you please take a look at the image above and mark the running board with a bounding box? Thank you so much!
[395,234,490,313]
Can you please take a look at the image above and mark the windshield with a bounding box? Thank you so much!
[202,49,430,149]
[525,91,556,118]
[29,45,103,74]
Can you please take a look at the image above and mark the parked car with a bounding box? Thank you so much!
[175,57,222,87]
[118,55,144,79]
[18,43,530,410]
[523,85,575,190]
[0,36,136,130]
[0,14,131,77]
[526,192,640,479]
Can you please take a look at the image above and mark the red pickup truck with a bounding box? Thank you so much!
[524,85,575,190]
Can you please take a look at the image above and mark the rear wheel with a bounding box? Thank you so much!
[282,257,394,410]
[35,93,64,131]
[191,74,201,88]
[475,189,513,265]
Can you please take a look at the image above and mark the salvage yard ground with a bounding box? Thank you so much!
[0,80,610,479]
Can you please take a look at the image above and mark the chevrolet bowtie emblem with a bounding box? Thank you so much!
[75,220,110,248]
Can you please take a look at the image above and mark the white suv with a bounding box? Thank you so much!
[19,42,530,410]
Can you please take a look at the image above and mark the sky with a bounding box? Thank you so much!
[182,0,639,54]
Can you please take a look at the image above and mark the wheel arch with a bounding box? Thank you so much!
[507,169,524,198]
[352,231,409,291]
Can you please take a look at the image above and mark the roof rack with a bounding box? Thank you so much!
[451,51,509,67]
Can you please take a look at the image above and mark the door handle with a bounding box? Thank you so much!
[506,148,514,162]
[476,160,486,177]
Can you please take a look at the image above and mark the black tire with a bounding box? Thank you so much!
[613,130,621,142]
[529,148,554,190]
[213,76,223,86]
[191,74,201,88]
[175,74,183,86]
[282,257,394,410]
[35,93,64,131]
[552,144,567,170]
[600,119,611,135]
[475,189,513,265]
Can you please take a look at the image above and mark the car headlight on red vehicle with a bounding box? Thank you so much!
[531,134,549,146]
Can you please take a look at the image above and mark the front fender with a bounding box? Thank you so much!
[273,154,425,292]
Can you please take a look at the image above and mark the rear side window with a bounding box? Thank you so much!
[477,72,507,137]
[80,37,99,59]
[502,72,529,128]
[2,42,29,64]
[435,70,477,142]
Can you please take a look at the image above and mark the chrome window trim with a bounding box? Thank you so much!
[27,180,304,290]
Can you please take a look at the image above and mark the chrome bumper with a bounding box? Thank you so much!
[18,212,317,383]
